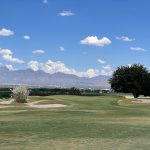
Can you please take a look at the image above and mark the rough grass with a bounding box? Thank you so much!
[1,95,150,150]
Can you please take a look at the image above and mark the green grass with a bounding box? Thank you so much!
[1,95,150,150]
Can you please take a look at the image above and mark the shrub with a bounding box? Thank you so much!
[12,86,30,103]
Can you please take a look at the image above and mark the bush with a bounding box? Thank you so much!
[12,86,30,103]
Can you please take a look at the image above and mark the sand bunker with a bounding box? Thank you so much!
[0,99,66,109]
[0,99,14,105]
[0,99,14,108]
[124,95,150,104]
[132,99,150,104]
[27,103,66,108]
[26,100,66,108]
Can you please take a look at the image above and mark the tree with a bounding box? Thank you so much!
[109,64,150,98]
[12,86,30,103]
[69,87,81,95]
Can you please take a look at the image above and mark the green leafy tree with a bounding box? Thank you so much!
[69,87,81,95]
[109,64,150,98]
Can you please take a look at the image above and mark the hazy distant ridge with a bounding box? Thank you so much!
[0,67,110,88]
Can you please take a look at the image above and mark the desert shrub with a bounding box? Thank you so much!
[12,86,30,103]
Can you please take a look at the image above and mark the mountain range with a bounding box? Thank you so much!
[0,66,111,88]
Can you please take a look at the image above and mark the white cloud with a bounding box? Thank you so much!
[59,46,65,52]
[80,36,111,47]
[5,65,15,71]
[32,50,45,54]
[2,55,24,64]
[43,0,48,4]
[130,47,146,52]
[0,48,24,64]
[116,36,135,42]
[100,69,113,76]
[102,65,112,70]
[0,49,13,55]
[28,61,39,71]
[76,69,99,78]
[24,35,30,40]
[0,28,14,36]
[98,59,106,64]
[28,60,113,78]
[58,11,74,16]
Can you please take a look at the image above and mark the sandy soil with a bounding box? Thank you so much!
[26,100,66,108]
[27,103,66,108]
[0,99,14,108]
[124,95,150,104]
[132,98,150,104]
[0,99,66,109]
[0,99,14,105]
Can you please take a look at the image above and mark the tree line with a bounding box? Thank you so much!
[0,87,108,98]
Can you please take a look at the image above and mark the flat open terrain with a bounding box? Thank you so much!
[1,95,150,150]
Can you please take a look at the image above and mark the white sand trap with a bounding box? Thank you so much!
[27,103,66,108]
[132,99,150,104]
[0,99,66,109]
[124,95,150,104]
[26,100,66,108]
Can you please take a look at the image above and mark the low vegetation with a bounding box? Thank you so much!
[1,95,150,150]
[0,87,109,98]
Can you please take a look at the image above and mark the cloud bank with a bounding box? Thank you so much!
[0,48,24,64]
[28,60,113,78]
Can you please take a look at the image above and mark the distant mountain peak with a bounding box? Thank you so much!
[0,68,111,88]
[0,66,10,72]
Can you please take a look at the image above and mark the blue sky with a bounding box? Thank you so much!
[0,0,150,77]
